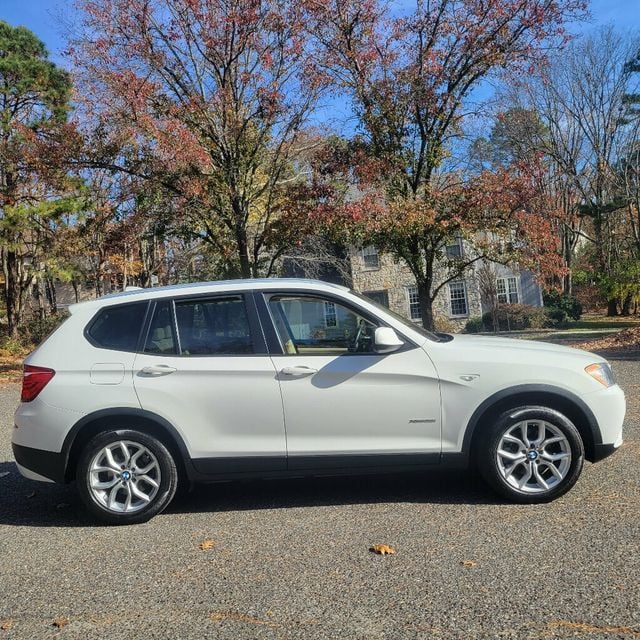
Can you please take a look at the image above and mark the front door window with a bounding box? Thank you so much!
[268,295,378,355]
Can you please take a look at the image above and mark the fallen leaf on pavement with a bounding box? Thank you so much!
[0,619,14,630]
[52,617,69,628]
[55,503,69,510]
[199,539,216,551]
[0,472,9,479]
[26,491,36,499]
[460,560,477,568]
[369,544,396,555]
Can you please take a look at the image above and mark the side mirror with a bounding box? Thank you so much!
[374,327,404,354]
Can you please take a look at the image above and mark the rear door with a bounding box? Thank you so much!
[133,293,286,474]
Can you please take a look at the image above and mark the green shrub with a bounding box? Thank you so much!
[544,306,568,327]
[481,304,547,331]
[464,316,484,333]
[542,290,582,321]
[0,334,26,356]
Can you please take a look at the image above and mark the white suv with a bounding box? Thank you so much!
[12,279,625,524]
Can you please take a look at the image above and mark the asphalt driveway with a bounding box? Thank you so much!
[0,357,638,639]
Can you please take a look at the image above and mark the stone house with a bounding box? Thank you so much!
[349,241,543,331]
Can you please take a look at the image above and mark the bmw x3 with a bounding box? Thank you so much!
[12,279,626,524]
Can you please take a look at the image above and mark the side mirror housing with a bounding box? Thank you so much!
[374,327,404,354]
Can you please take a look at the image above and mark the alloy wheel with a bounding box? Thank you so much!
[88,440,161,513]
[496,420,572,494]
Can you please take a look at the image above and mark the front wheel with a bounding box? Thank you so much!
[77,430,178,524]
[478,406,584,503]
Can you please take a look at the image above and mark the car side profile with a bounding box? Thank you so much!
[12,279,625,524]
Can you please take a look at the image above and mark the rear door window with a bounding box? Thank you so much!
[175,297,254,355]
[86,302,148,352]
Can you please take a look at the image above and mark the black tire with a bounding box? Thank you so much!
[76,430,178,525]
[478,406,584,504]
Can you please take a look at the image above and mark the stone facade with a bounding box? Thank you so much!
[350,246,541,332]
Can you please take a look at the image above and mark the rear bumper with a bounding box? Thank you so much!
[12,443,65,483]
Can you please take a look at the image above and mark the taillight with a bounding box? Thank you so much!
[21,365,56,402]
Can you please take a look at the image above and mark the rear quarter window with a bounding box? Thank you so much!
[86,302,148,352]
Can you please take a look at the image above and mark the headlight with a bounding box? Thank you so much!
[585,362,615,388]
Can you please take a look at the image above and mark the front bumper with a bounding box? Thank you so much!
[581,383,625,462]
[12,443,66,483]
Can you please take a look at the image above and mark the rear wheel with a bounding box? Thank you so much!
[77,430,178,524]
[478,406,584,503]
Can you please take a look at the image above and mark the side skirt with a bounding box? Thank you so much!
[189,452,453,483]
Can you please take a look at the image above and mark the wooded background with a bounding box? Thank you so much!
[1,0,639,337]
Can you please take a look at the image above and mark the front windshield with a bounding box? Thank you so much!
[349,289,443,342]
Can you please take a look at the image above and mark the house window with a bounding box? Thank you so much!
[363,290,389,308]
[406,286,422,321]
[445,237,463,259]
[324,301,337,327]
[496,276,519,304]
[448,281,469,316]
[361,245,380,269]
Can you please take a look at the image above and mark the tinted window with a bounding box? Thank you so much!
[175,297,253,355]
[268,295,378,355]
[144,301,177,355]
[87,302,147,352]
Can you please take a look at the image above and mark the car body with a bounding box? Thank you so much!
[12,279,625,523]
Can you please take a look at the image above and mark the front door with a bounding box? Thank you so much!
[133,294,286,474]
[263,292,442,470]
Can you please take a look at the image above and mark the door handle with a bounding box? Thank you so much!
[140,364,177,376]
[280,366,318,377]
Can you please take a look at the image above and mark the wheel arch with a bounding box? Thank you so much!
[464,385,601,464]
[62,408,194,484]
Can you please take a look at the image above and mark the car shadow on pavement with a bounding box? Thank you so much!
[168,469,502,518]
[0,460,91,527]
[0,459,501,527]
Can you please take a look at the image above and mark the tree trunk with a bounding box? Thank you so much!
[606,298,619,317]
[417,281,435,331]
[237,229,252,279]
[621,294,632,316]
[34,275,46,321]
[45,277,57,314]
[2,248,27,338]
[562,270,572,297]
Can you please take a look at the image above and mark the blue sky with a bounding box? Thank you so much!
[1,0,639,66]
[1,0,639,136]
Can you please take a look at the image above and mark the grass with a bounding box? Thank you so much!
[474,313,640,345]
[568,313,640,330]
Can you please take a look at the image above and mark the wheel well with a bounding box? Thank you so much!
[64,414,191,485]
[468,391,596,463]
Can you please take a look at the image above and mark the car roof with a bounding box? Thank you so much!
[68,278,350,313]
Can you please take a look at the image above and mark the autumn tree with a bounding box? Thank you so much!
[503,27,640,313]
[72,0,326,280]
[303,0,585,329]
[470,107,581,295]
[0,21,74,336]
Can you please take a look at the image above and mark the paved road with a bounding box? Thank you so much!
[0,358,638,639]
